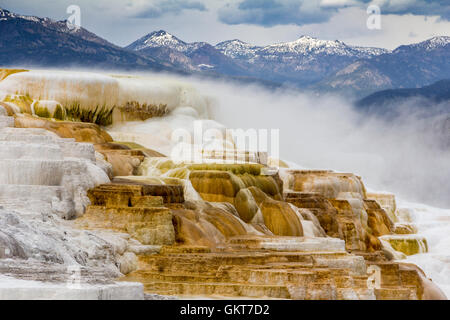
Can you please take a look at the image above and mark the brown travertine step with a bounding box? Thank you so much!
[78,206,175,246]
[374,288,413,300]
[129,267,350,286]
[89,183,184,205]
[143,281,291,299]
[122,240,422,299]
[138,251,355,269]
[112,181,184,204]
[160,246,212,254]
[78,169,431,300]
[140,279,380,300]
[127,271,223,283]
[100,149,146,157]
[227,235,345,252]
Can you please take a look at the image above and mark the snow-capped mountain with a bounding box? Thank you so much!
[0,8,173,71]
[217,36,388,60]
[0,8,116,47]
[126,30,249,76]
[215,39,260,59]
[127,30,191,52]
[2,6,449,96]
[315,36,450,97]
[126,30,209,54]
[127,30,391,85]
[394,36,450,53]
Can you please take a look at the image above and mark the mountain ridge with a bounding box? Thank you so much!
[315,36,450,97]
[0,8,177,72]
[126,30,391,86]
[357,79,450,108]
[1,7,449,97]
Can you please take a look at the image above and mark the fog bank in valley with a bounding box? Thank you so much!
[189,77,450,208]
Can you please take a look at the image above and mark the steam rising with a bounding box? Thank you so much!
[1,69,448,207]
[193,78,450,208]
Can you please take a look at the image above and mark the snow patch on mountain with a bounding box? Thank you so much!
[215,39,260,59]
[126,30,209,54]
[394,36,450,53]
[128,30,389,61]
[218,35,389,62]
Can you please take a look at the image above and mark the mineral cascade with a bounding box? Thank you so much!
[0,69,448,300]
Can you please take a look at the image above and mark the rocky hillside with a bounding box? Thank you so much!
[357,79,450,108]
[0,8,174,72]
[127,31,450,96]
[2,7,448,97]
[315,37,450,97]
[126,30,388,85]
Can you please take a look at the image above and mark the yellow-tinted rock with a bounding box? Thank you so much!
[367,193,397,223]
[234,188,262,223]
[0,68,27,81]
[260,199,303,237]
[329,199,378,252]
[189,163,264,175]
[379,235,428,256]
[189,167,282,204]
[189,170,243,204]
[285,192,341,238]
[369,262,447,300]
[88,182,184,206]
[94,143,145,176]
[79,206,175,245]
[288,170,366,199]
[285,171,393,255]
[33,100,66,120]
[81,182,176,246]
[202,206,248,238]
[0,102,17,116]
[114,141,166,158]
[393,223,417,235]
[184,201,253,242]
[364,200,393,237]
[3,94,33,114]
[116,101,169,122]
[398,263,447,300]
[132,196,164,208]
[172,210,218,247]
[14,114,113,143]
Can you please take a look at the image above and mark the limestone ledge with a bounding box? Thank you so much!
[0,276,143,300]
[379,235,428,256]
[0,118,109,218]
[79,206,175,246]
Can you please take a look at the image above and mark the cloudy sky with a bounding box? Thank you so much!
[2,0,450,49]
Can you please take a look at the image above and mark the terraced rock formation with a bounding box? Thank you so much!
[76,156,446,299]
[0,69,446,300]
[0,107,144,299]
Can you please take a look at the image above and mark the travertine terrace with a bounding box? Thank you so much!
[0,70,447,300]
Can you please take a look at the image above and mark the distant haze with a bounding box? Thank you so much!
[192,76,450,208]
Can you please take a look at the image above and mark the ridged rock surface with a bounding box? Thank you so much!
[0,110,144,299]
[76,158,446,299]
[0,97,446,300]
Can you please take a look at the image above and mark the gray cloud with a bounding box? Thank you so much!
[219,0,337,26]
[133,0,207,19]
[376,0,450,20]
[218,0,450,27]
